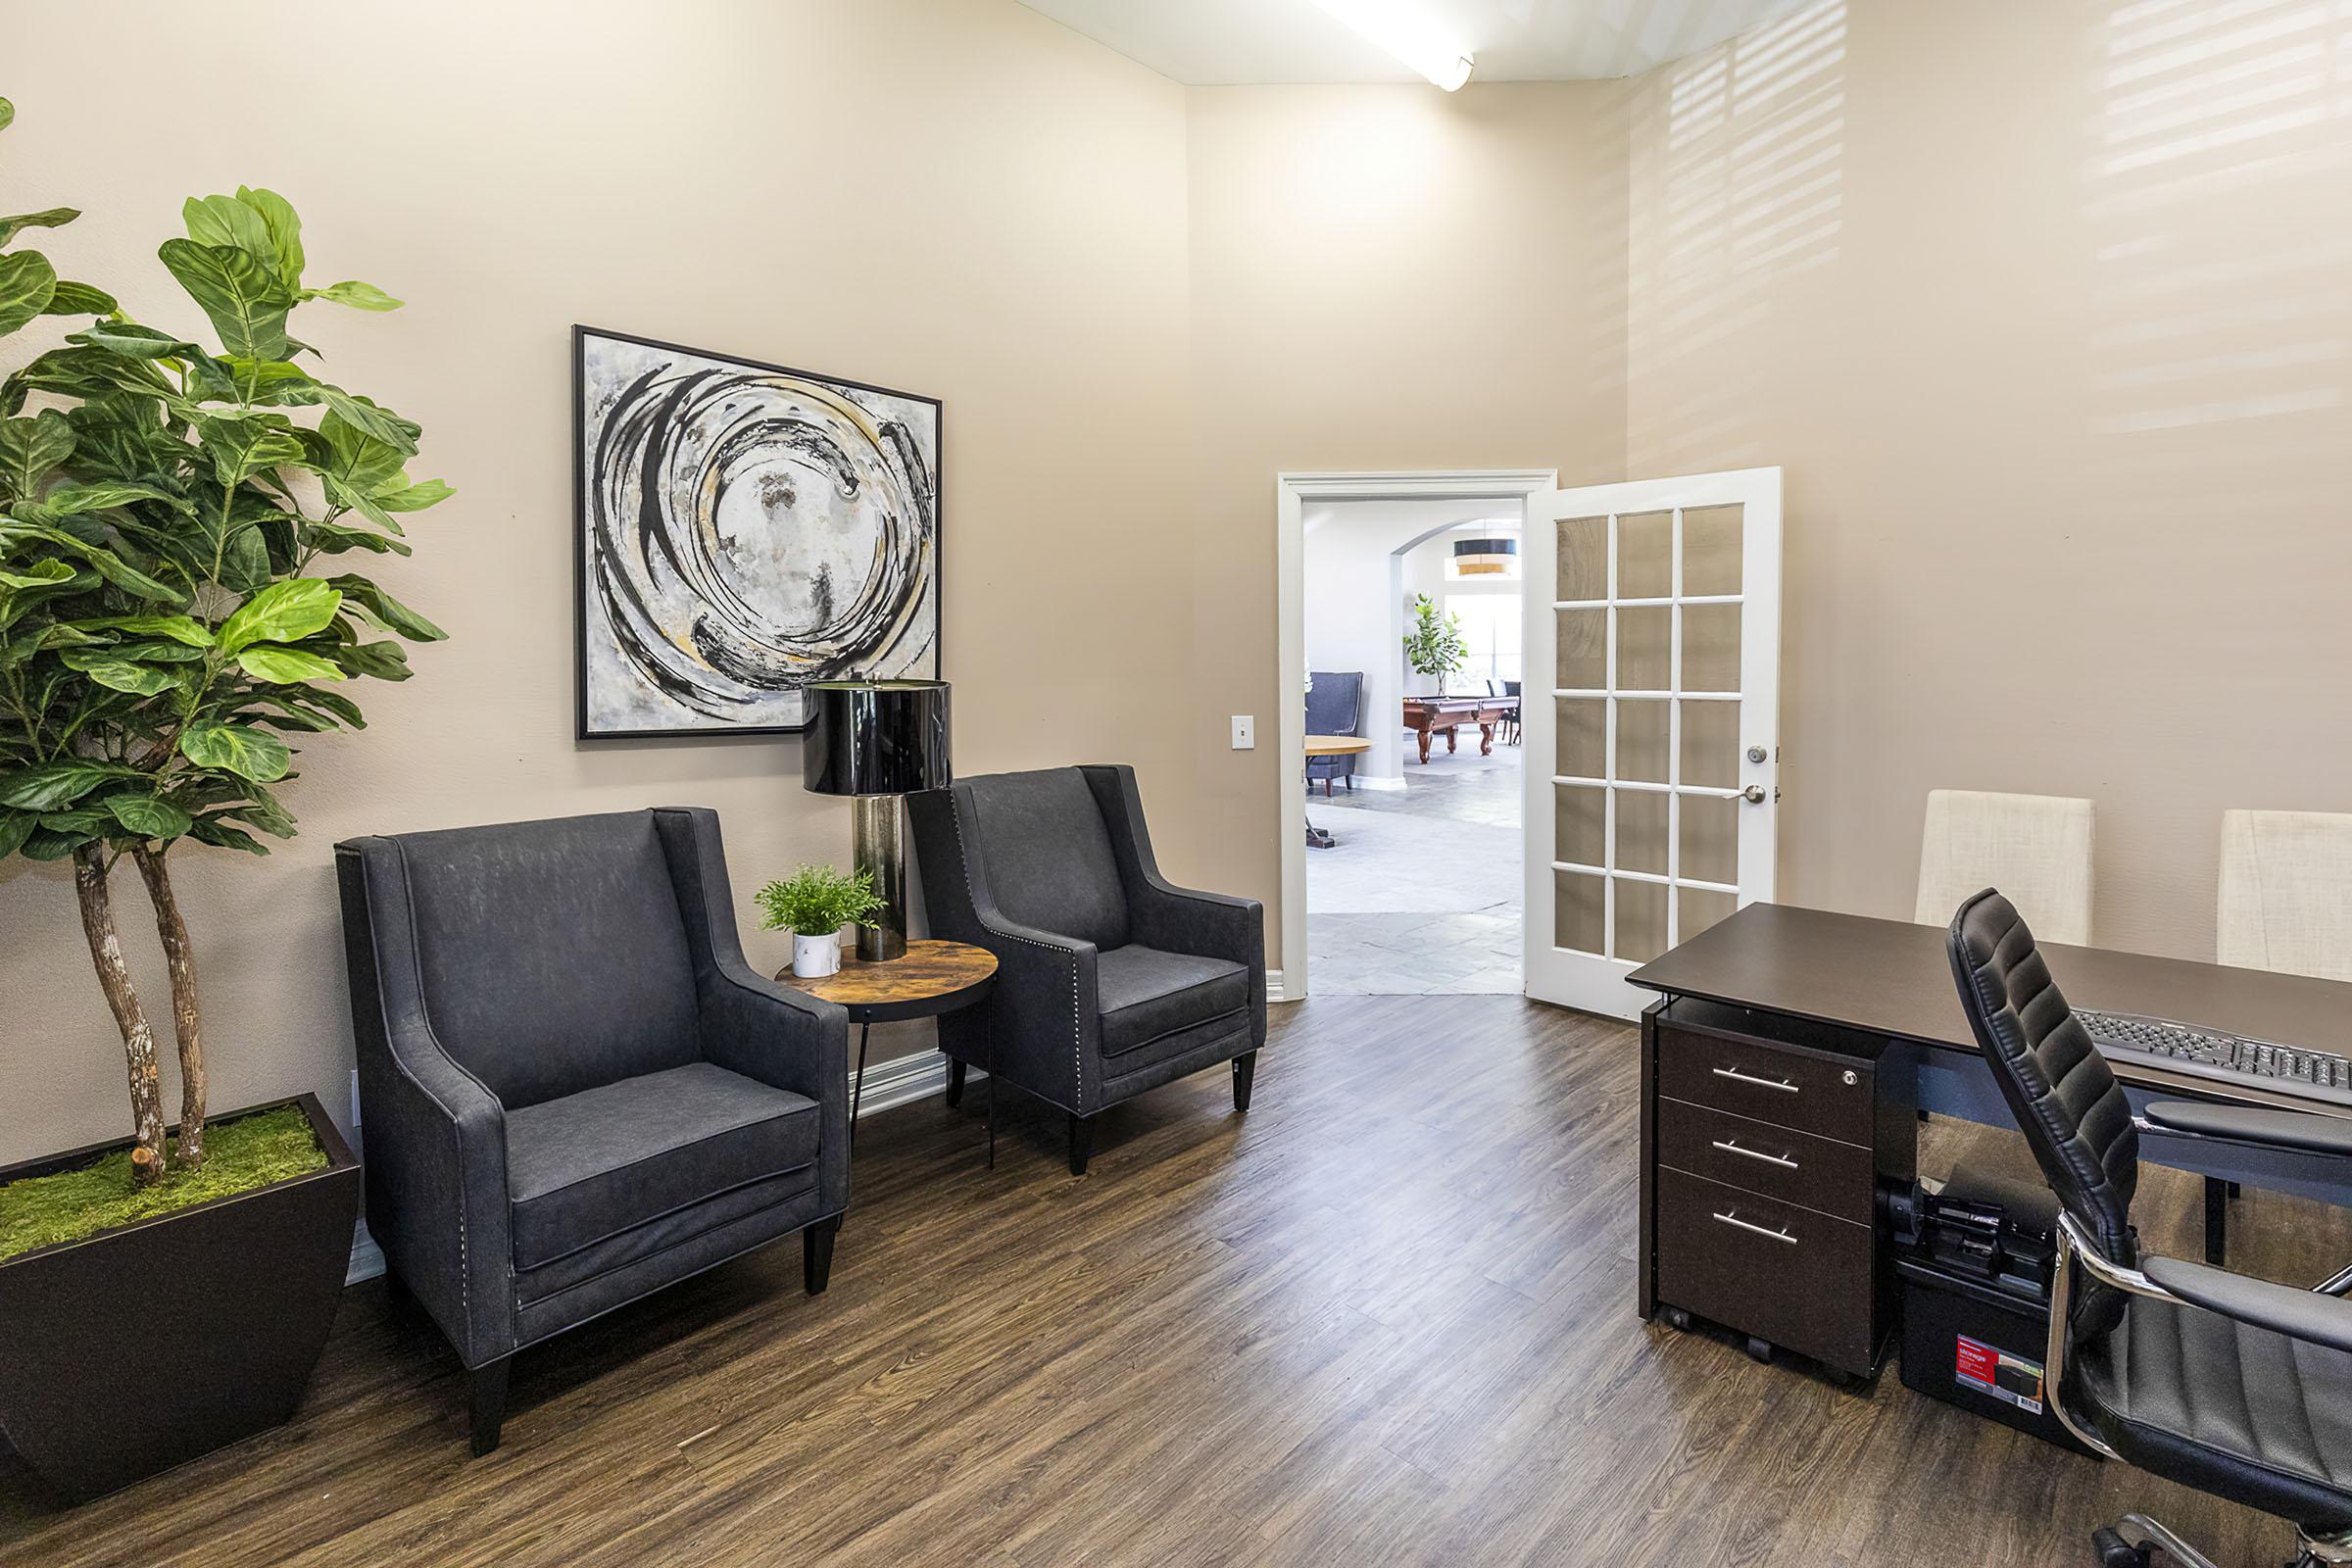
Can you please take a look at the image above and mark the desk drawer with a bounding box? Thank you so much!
[1656,1098,1875,1225]
[1655,1025,1873,1145]
[1655,1167,1875,1373]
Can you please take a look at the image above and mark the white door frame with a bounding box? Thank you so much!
[1275,468,1558,1001]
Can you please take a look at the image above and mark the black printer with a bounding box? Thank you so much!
[1887,1144,2098,1456]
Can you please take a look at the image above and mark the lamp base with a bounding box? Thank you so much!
[853,795,907,962]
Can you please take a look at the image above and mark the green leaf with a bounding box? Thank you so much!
[299,516,409,557]
[310,414,407,493]
[21,827,82,861]
[377,477,453,513]
[0,249,57,336]
[333,639,411,681]
[43,479,182,514]
[0,410,75,500]
[181,194,274,265]
[71,657,177,695]
[177,719,290,782]
[0,808,34,859]
[196,413,306,487]
[328,574,447,640]
[108,613,213,648]
[306,278,402,311]
[217,358,319,405]
[318,389,418,455]
[8,523,178,601]
[0,208,76,247]
[67,322,210,362]
[236,644,346,683]
[0,760,139,811]
[234,186,305,287]
[0,99,14,135]
[0,559,74,591]
[188,816,268,855]
[101,792,193,840]
[219,577,342,654]
[41,279,115,317]
[157,238,293,361]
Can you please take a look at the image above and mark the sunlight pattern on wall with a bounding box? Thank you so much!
[1623,0,1847,472]
[2084,0,2352,457]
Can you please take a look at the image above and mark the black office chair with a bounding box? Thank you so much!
[1948,888,2352,1568]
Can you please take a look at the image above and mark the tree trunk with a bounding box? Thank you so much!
[133,844,205,1172]
[73,845,166,1186]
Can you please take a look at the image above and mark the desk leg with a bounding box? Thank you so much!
[1637,1004,1659,1320]
[851,1021,870,1152]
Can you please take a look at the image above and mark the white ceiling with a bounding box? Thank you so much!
[1016,0,1821,85]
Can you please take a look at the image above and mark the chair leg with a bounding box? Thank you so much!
[945,1056,966,1108]
[469,1357,512,1458]
[804,1216,841,1295]
[2204,1176,2228,1265]
[1068,1112,1094,1176]
[1233,1051,1258,1113]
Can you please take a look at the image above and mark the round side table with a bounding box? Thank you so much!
[776,938,998,1155]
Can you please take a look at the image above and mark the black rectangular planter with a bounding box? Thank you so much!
[0,1093,360,1501]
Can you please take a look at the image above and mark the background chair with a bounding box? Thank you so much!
[1304,670,1364,795]
[1948,889,2352,1568]
[336,808,850,1454]
[907,765,1265,1174]
[2219,808,2352,983]
[1916,789,2095,947]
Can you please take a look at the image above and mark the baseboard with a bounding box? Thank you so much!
[1267,968,1296,1004]
[343,1052,982,1286]
[1350,774,1406,792]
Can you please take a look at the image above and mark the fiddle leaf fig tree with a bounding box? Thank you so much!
[0,97,452,1187]
[1402,592,1468,695]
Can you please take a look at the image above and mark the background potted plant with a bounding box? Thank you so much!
[1402,592,1468,697]
[0,96,452,1498]
[758,863,887,977]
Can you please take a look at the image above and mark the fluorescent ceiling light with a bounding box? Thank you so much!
[1305,0,1475,91]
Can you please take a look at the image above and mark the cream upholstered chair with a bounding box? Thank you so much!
[2218,809,2352,983]
[1914,790,2096,946]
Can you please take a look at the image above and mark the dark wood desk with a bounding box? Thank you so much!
[1401,696,1511,763]
[1623,902,2352,1379]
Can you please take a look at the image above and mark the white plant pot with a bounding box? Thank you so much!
[792,930,843,978]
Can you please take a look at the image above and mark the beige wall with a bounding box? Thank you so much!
[10,0,2352,1164]
[0,0,1200,1163]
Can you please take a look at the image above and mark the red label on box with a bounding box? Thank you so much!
[1954,1333,2044,1414]
[1955,1336,1999,1387]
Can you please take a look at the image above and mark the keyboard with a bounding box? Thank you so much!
[2076,1007,2352,1107]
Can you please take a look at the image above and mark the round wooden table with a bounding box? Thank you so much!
[1304,733,1371,848]
[777,939,998,1153]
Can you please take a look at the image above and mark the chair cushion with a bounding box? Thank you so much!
[966,769,1131,950]
[2078,1292,2352,1530]
[504,1062,820,1271]
[1096,944,1250,1056]
[393,810,701,1108]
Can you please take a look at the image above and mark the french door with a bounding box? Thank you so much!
[1522,468,1783,1018]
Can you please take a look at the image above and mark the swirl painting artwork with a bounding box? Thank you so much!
[573,326,941,737]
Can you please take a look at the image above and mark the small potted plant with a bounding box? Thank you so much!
[758,863,887,977]
[0,99,451,1497]
[1403,592,1468,696]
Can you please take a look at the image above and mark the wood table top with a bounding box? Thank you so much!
[775,938,999,1021]
[1305,733,1371,757]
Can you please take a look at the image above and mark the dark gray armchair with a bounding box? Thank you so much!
[1304,670,1363,794]
[334,808,849,1455]
[907,765,1266,1174]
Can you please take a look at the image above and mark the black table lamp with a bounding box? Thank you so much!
[804,679,951,961]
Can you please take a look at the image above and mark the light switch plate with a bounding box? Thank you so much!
[1231,715,1254,750]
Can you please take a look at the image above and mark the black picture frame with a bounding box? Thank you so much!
[571,323,945,740]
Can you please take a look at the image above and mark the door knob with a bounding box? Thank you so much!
[1740,784,1767,804]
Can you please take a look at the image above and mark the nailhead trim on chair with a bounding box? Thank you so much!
[949,795,1086,1113]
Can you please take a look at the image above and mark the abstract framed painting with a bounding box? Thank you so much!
[573,325,942,738]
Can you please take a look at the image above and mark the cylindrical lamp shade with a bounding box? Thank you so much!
[1452,537,1519,576]
[803,680,952,797]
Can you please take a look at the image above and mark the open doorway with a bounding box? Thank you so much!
[1274,471,1555,1000]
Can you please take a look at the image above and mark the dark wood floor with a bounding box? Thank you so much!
[7,995,2345,1566]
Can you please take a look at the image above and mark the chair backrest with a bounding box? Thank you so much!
[960,768,1131,950]
[2218,808,2352,982]
[1916,790,2095,947]
[1946,888,2138,1267]
[1304,670,1363,736]
[377,810,701,1107]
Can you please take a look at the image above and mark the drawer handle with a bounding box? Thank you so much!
[1712,1138,1798,1171]
[1712,1209,1798,1245]
[1711,1065,1798,1094]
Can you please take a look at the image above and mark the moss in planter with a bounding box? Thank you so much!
[0,1106,327,1262]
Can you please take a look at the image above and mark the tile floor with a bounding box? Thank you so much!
[1304,722,1522,995]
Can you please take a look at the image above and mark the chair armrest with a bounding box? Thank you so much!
[1080,764,1267,970]
[335,841,515,1366]
[2142,1100,2352,1157]
[2142,1254,2352,1353]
